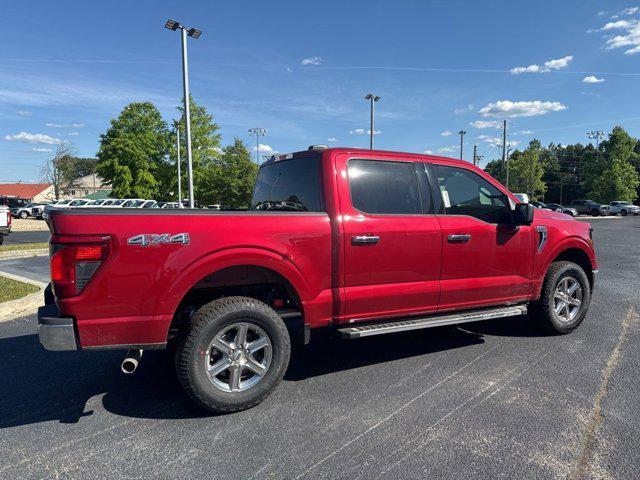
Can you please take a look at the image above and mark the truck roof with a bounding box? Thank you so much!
[263,147,471,168]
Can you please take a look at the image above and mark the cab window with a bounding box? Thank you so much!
[433,164,511,224]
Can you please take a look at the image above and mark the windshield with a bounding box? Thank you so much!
[251,158,324,212]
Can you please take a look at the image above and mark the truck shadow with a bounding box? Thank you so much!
[0,315,538,426]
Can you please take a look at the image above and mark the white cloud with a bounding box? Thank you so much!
[350,128,381,135]
[478,100,567,118]
[45,122,85,128]
[4,131,60,144]
[16,110,30,117]
[597,10,607,16]
[423,149,433,154]
[68,132,80,136]
[510,55,573,74]
[516,130,534,135]
[301,56,323,66]
[454,104,474,114]
[252,144,274,153]
[621,6,639,15]
[438,146,458,153]
[598,17,640,54]
[583,75,605,83]
[327,137,338,142]
[480,136,502,145]
[469,120,501,129]
[440,130,453,136]
[32,147,52,152]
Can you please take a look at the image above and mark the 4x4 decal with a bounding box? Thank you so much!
[127,233,190,247]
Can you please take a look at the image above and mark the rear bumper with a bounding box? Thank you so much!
[38,304,78,351]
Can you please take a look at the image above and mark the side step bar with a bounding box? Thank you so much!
[337,305,527,339]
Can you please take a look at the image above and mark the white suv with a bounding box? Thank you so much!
[609,201,640,216]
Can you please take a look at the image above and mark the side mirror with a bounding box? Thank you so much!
[513,203,535,226]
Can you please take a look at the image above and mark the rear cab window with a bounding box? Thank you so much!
[251,156,324,212]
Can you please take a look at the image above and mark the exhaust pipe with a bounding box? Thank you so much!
[121,349,143,374]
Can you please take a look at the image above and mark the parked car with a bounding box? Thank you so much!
[42,199,73,220]
[546,203,578,217]
[608,201,640,216]
[0,196,29,209]
[11,202,44,219]
[0,205,11,245]
[158,202,181,209]
[39,147,598,413]
[530,201,554,211]
[570,199,610,216]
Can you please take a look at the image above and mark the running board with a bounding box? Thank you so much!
[337,305,527,339]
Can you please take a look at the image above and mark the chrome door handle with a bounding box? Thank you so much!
[352,235,380,245]
[447,234,471,243]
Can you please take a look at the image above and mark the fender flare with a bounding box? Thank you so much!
[155,247,312,317]
[534,236,595,296]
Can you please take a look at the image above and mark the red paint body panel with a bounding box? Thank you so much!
[46,147,597,348]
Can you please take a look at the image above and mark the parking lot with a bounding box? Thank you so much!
[0,216,638,479]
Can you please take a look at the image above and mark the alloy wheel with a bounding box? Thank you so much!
[205,322,272,392]
[553,276,583,323]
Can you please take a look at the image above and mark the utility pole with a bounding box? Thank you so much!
[501,119,507,172]
[176,126,183,208]
[165,19,202,208]
[472,144,477,165]
[458,130,466,161]
[364,93,381,149]
[505,146,513,189]
[248,128,268,166]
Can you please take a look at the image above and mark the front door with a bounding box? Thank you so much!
[336,154,441,323]
[429,163,534,311]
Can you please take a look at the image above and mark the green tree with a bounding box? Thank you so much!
[506,140,546,200]
[590,159,639,203]
[97,102,170,198]
[171,96,222,202]
[484,159,506,185]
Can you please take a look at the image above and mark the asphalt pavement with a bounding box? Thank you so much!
[3,230,50,245]
[0,255,49,284]
[0,217,638,479]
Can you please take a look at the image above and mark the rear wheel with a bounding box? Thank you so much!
[621,209,628,216]
[19,210,28,219]
[532,261,591,334]
[175,296,290,413]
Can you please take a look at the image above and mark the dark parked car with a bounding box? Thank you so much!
[570,199,610,216]
[530,201,554,211]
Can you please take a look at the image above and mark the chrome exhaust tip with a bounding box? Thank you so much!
[121,349,143,374]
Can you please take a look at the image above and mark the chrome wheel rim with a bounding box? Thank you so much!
[553,276,583,323]
[205,322,272,392]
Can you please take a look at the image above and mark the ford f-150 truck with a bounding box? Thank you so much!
[39,147,598,413]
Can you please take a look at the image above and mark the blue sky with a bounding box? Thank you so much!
[2,0,640,182]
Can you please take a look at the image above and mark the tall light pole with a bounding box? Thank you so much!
[165,19,202,209]
[458,130,466,160]
[587,130,605,149]
[175,126,183,208]
[249,128,268,165]
[364,93,381,149]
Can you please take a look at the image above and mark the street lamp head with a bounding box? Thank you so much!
[373,95,381,102]
[364,93,373,100]
[458,130,467,135]
[165,19,180,31]
[187,28,202,39]
[249,127,267,136]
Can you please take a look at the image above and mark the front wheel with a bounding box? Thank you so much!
[532,261,591,334]
[175,296,291,413]
[19,211,29,219]
[621,209,628,216]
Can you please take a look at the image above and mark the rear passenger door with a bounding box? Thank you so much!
[336,154,441,323]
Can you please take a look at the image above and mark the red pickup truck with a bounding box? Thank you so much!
[39,147,598,413]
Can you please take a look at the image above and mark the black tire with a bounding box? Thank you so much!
[621,209,628,216]
[590,209,599,216]
[19,211,28,219]
[0,234,3,246]
[531,261,591,334]
[175,296,290,413]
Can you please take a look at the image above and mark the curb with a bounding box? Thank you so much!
[0,249,49,260]
[0,271,46,323]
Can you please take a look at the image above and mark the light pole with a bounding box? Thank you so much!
[249,128,268,165]
[364,93,381,149]
[175,126,183,208]
[505,145,513,189]
[587,130,605,149]
[165,19,202,209]
[458,130,466,160]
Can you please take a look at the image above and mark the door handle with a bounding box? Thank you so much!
[447,234,471,243]
[352,235,380,245]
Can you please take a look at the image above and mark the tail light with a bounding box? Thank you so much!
[50,235,110,298]
[6,211,11,226]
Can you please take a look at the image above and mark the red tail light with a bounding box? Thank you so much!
[50,235,110,298]
[6,211,10,226]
